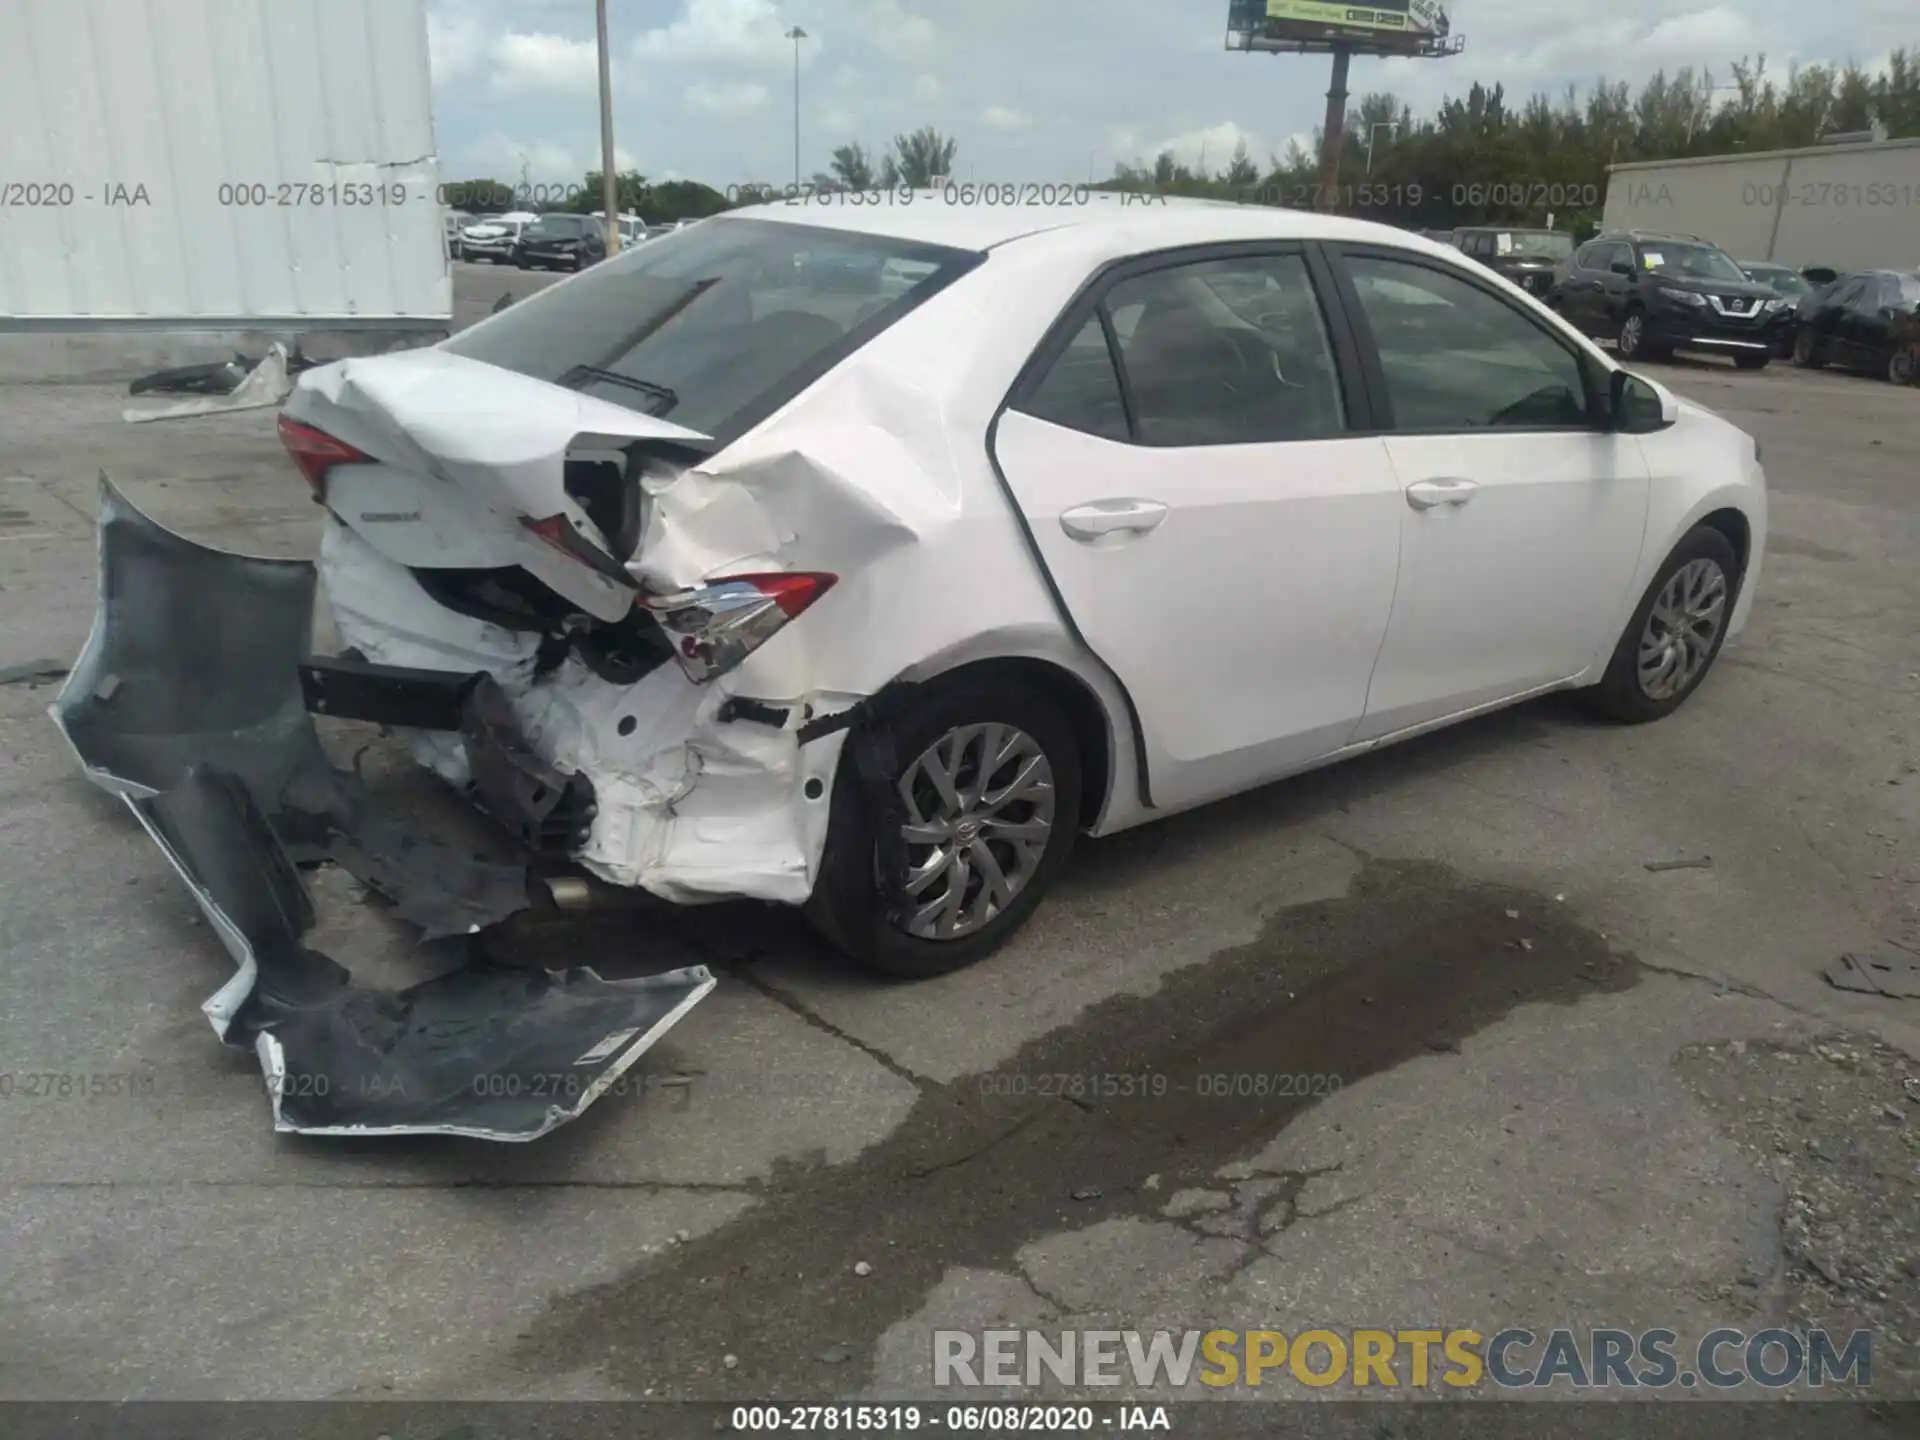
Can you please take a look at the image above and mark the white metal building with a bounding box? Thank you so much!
[1601,137,1920,272]
[0,0,450,332]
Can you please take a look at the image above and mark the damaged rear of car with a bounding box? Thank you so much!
[55,207,1140,1140]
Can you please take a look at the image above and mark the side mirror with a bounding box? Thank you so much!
[1610,261,1634,276]
[1610,370,1676,434]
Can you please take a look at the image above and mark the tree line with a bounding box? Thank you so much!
[441,47,1916,238]
[1107,48,1920,237]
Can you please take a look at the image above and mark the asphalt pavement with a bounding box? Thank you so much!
[1,261,1916,1408]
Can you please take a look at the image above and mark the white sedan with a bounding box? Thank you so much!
[138,196,1778,980]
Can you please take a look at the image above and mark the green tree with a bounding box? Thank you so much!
[1224,139,1260,186]
[830,142,878,190]
[890,127,958,186]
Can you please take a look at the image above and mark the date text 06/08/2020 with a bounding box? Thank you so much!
[737,182,1100,207]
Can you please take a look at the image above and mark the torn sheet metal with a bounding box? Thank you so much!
[49,478,713,1139]
[123,345,294,424]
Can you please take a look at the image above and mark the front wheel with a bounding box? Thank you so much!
[1889,348,1916,385]
[1616,307,1649,361]
[1792,330,1823,368]
[807,676,1081,978]
[1585,526,1741,724]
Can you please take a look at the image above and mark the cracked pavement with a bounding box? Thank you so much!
[1,265,1917,1406]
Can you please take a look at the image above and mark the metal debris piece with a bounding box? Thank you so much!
[1071,1186,1103,1201]
[1824,951,1920,1000]
[1645,855,1714,872]
[0,658,68,687]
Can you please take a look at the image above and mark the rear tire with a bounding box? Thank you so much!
[806,675,1082,979]
[1888,349,1916,386]
[1586,526,1742,724]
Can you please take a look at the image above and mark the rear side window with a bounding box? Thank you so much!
[1345,255,1591,431]
[1022,316,1129,441]
[442,217,977,444]
[1103,254,1346,446]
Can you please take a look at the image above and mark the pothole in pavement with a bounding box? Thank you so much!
[1675,1033,1920,1395]
[511,858,1641,1399]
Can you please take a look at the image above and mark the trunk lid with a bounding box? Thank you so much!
[284,348,711,621]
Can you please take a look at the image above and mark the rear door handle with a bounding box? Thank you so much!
[1405,478,1478,511]
[1061,499,1168,541]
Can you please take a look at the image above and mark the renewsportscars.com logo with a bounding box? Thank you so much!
[933,1327,1872,1391]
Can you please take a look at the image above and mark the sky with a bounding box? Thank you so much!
[426,0,1919,189]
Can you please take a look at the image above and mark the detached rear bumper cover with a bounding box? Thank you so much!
[50,480,713,1141]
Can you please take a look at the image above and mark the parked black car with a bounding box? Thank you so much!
[1738,261,1817,356]
[512,214,607,272]
[1789,269,1920,383]
[1546,230,1785,369]
[1451,226,1575,300]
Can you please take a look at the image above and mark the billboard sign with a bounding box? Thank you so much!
[1227,0,1454,51]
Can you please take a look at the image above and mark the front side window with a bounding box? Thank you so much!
[1100,253,1347,447]
[442,217,976,444]
[1345,255,1592,432]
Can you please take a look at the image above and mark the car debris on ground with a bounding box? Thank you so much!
[47,476,713,1141]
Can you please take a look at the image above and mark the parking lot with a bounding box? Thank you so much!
[2,259,1917,1405]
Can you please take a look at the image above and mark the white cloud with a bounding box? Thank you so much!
[426,4,489,85]
[1142,120,1262,173]
[865,0,938,63]
[912,72,944,102]
[820,106,861,135]
[454,134,581,185]
[634,0,814,68]
[490,31,601,96]
[982,104,1030,131]
[686,80,773,116]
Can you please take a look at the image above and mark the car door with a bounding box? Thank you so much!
[1810,276,1865,361]
[1595,242,1639,331]
[1850,274,1900,365]
[991,245,1403,811]
[1559,243,1606,332]
[1326,247,1652,741]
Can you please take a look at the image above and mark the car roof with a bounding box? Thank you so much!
[1601,230,1713,245]
[724,190,1468,256]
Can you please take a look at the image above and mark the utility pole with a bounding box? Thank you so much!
[1316,44,1352,210]
[595,0,619,253]
[787,25,808,190]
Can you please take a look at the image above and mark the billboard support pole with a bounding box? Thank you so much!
[1318,44,1352,210]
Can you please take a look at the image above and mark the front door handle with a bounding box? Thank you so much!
[1061,499,1168,541]
[1405,477,1478,511]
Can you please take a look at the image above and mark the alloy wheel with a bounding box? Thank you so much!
[892,723,1056,941]
[1891,350,1916,386]
[1637,558,1729,700]
[1619,312,1644,358]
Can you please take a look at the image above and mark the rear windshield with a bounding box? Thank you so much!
[1494,231,1573,261]
[1744,265,1811,298]
[442,216,977,443]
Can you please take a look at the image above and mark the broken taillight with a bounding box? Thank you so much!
[277,415,372,503]
[641,573,837,683]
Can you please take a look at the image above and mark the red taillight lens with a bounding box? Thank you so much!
[277,414,371,502]
[641,572,836,683]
